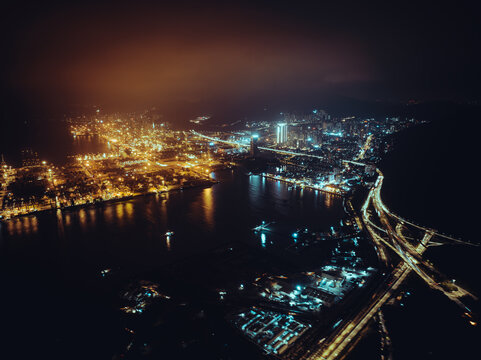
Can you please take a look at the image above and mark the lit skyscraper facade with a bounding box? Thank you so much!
[276,123,288,145]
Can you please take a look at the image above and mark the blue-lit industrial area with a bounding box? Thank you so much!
[254,265,375,313]
[232,308,311,356]
[226,211,378,358]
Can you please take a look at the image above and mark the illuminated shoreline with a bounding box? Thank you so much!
[259,173,346,197]
[0,179,216,222]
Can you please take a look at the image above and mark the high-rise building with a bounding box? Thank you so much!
[276,123,288,145]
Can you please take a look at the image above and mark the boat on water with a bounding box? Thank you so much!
[165,231,174,236]
[100,268,112,277]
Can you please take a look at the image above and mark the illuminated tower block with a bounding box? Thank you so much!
[276,123,288,145]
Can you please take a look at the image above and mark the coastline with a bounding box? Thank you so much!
[259,173,346,197]
[0,179,217,222]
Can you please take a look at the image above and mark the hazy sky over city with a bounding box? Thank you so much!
[2,0,481,114]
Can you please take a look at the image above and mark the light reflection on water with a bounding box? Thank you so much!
[115,203,124,226]
[159,195,168,228]
[79,209,87,229]
[2,173,345,244]
[202,187,214,230]
[103,205,114,223]
[88,208,97,226]
[125,202,134,219]
[261,232,267,247]
[165,235,172,251]
[1,170,345,270]
[64,213,72,226]
[325,192,333,208]
[56,209,64,238]
[248,175,262,210]
[7,217,35,237]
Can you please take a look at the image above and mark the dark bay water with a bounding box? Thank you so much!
[0,170,345,274]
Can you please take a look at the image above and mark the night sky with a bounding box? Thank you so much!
[1,0,481,116]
